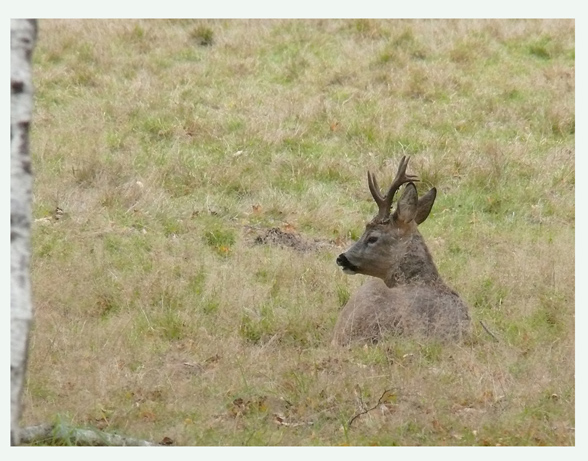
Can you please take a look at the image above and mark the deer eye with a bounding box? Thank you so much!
[367,236,379,244]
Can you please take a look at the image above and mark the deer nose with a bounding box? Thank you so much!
[337,253,357,269]
[337,253,359,273]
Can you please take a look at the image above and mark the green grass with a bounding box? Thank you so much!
[23,19,574,446]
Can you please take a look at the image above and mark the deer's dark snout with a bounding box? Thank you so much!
[336,253,348,267]
[337,253,358,272]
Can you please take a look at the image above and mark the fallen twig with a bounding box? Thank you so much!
[348,388,394,428]
[479,320,499,342]
[273,414,314,427]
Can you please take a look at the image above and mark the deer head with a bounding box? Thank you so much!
[336,156,438,286]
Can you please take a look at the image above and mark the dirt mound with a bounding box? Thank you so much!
[253,227,331,252]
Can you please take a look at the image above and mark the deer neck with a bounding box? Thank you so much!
[385,232,440,288]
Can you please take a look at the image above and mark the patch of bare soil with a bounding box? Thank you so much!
[251,227,335,252]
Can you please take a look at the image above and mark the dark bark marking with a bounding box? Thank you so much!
[25,20,38,61]
[11,213,31,236]
[18,122,30,158]
[27,19,38,39]
[11,80,24,94]
[22,159,32,175]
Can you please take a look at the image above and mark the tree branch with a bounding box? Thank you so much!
[19,424,162,446]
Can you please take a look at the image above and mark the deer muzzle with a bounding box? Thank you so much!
[337,253,359,274]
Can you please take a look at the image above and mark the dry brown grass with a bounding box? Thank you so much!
[23,19,574,446]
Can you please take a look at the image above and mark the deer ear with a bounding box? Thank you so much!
[393,183,418,224]
[414,188,437,225]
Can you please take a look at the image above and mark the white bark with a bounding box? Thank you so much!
[19,424,159,447]
[11,18,37,446]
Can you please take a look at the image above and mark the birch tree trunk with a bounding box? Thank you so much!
[11,18,37,446]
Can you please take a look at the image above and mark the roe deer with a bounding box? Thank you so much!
[333,156,471,345]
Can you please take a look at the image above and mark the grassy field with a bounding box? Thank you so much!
[23,19,574,446]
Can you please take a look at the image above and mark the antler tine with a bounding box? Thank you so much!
[383,155,418,206]
[368,157,419,222]
[367,171,384,202]
[368,172,388,220]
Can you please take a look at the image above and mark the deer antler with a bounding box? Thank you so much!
[368,156,418,222]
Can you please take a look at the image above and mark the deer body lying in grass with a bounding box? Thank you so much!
[333,157,471,345]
